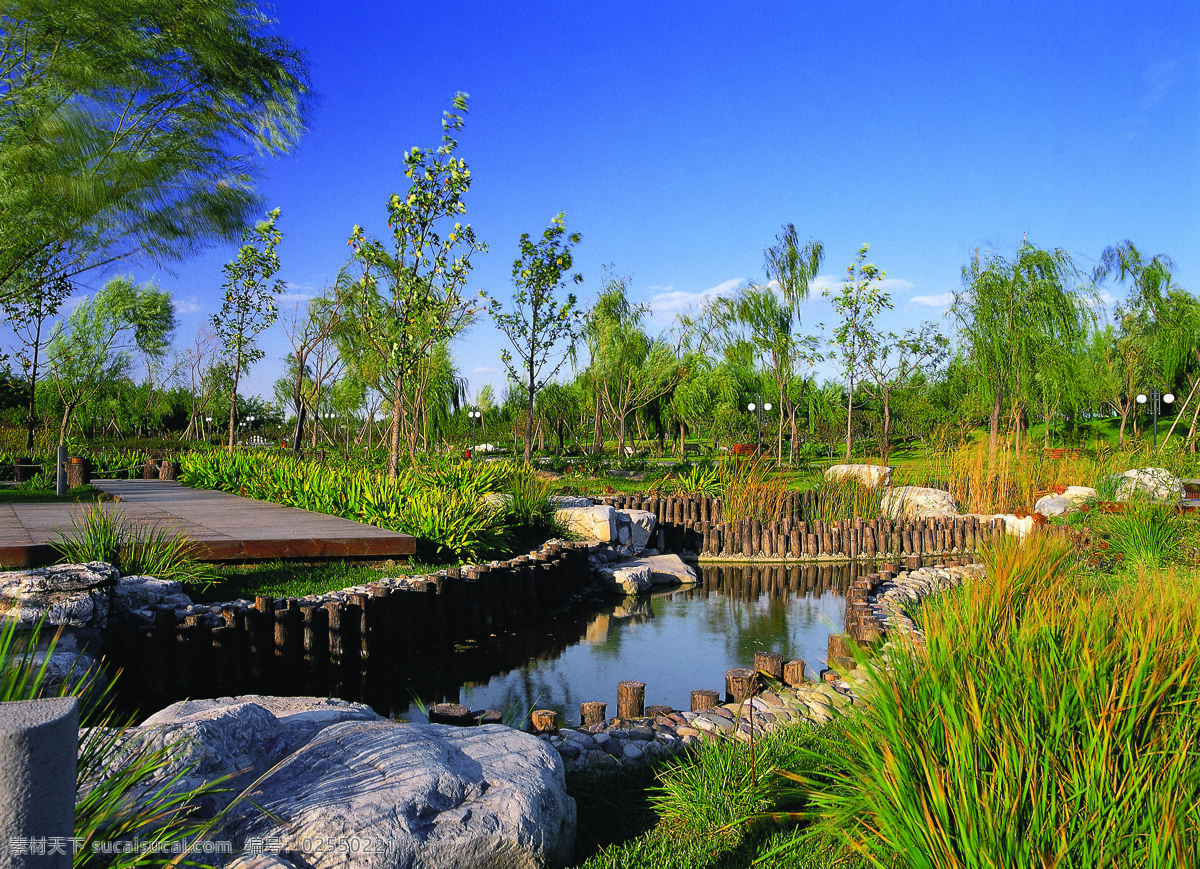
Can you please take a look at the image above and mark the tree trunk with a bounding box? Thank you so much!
[881,389,892,465]
[25,318,41,454]
[227,347,242,454]
[388,371,404,479]
[844,381,853,462]
[987,386,1003,469]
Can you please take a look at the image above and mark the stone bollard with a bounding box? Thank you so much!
[0,698,78,869]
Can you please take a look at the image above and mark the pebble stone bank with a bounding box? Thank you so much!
[535,562,985,773]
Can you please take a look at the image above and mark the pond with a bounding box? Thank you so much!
[343,561,872,725]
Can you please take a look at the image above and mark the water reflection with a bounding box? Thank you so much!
[359,561,859,725]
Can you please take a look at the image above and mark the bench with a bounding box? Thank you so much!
[1043,448,1085,460]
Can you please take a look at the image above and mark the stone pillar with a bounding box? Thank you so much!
[0,698,78,869]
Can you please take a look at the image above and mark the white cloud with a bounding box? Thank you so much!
[279,292,314,304]
[175,295,202,314]
[472,365,498,375]
[647,277,745,320]
[910,293,954,308]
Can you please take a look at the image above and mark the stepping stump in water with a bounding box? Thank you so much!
[617,680,645,718]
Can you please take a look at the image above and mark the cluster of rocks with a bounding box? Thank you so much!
[826,463,1193,536]
[854,562,985,647]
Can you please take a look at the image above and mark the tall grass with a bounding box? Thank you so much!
[719,456,793,523]
[51,501,217,586]
[768,534,1200,866]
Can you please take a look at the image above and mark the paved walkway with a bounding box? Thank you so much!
[0,480,415,568]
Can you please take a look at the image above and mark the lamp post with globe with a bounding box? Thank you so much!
[747,400,773,455]
[467,409,482,457]
[1136,386,1175,451]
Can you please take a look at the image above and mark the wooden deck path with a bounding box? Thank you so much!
[0,479,416,568]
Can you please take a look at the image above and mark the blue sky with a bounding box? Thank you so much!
[48,1,1200,403]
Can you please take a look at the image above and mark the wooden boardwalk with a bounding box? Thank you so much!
[0,480,416,568]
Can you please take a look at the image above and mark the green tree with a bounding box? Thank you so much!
[1,247,71,451]
[491,212,583,463]
[342,93,486,477]
[862,321,949,463]
[44,276,175,443]
[824,244,889,461]
[952,241,1091,467]
[211,208,285,452]
[583,273,685,454]
[0,0,310,297]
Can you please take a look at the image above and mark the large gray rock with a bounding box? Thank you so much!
[0,562,119,629]
[880,486,959,520]
[555,505,616,542]
[550,495,593,509]
[1034,486,1097,516]
[825,464,892,489]
[618,509,657,553]
[92,697,385,814]
[616,554,697,586]
[219,721,575,869]
[110,575,194,622]
[1110,467,1185,503]
[597,564,652,595]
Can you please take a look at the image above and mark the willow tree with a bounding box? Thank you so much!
[0,0,310,296]
[342,93,485,477]
[952,242,1092,467]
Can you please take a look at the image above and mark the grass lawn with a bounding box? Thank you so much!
[189,558,459,603]
[0,484,110,504]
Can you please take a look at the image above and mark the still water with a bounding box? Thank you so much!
[353,561,867,725]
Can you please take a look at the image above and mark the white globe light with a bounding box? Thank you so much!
[1165,393,1176,404]
[764,402,773,411]
[1137,394,1148,404]
[747,402,756,412]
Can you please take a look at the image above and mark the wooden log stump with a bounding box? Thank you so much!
[691,689,720,712]
[475,710,503,725]
[616,680,646,718]
[753,650,784,680]
[725,667,754,703]
[579,701,607,726]
[158,459,180,481]
[428,703,474,726]
[645,704,673,718]
[783,659,806,686]
[531,709,558,733]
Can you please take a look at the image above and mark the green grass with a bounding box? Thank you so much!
[188,558,458,603]
[0,483,110,503]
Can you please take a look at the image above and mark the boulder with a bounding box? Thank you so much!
[555,505,616,542]
[110,575,194,622]
[599,564,652,595]
[880,486,958,520]
[100,696,386,813]
[614,554,697,586]
[217,721,575,869]
[991,514,1038,539]
[618,510,657,553]
[1111,467,1185,503]
[1034,486,1097,516]
[550,495,593,509]
[0,562,119,629]
[825,464,892,489]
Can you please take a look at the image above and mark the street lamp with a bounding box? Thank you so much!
[467,409,482,455]
[747,400,773,453]
[1136,386,1175,451]
[204,416,212,440]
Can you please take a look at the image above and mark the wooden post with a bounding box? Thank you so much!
[173,624,193,696]
[579,701,607,726]
[302,604,329,674]
[753,651,783,680]
[725,667,754,703]
[616,680,646,718]
[783,659,806,686]
[531,709,558,733]
[211,625,234,696]
[691,689,719,712]
[428,703,474,726]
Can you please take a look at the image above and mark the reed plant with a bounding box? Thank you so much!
[719,455,792,523]
[810,475,883,522]
[764,533,1200,866]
